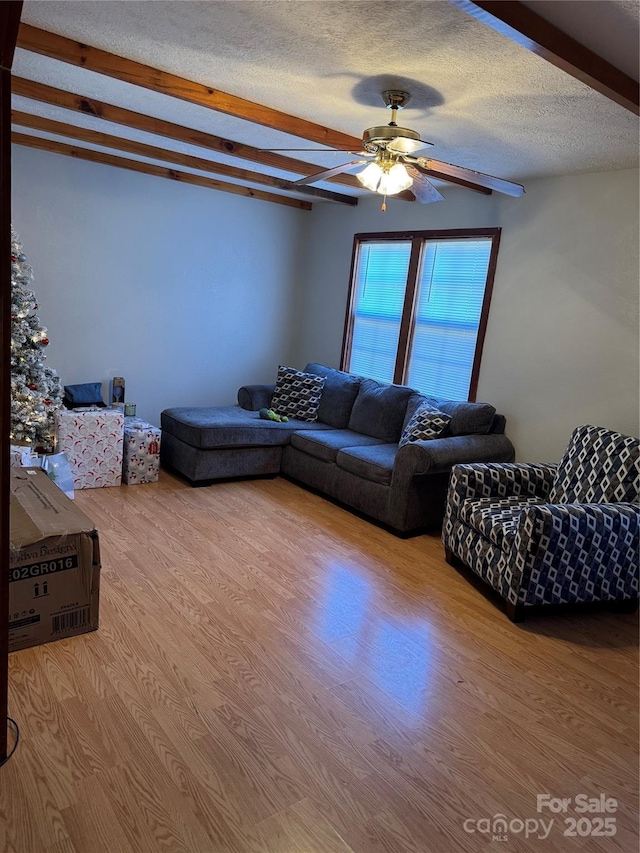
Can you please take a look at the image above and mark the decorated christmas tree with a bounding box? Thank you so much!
[10,228,62,450]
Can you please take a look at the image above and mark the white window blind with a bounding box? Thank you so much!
[349,241,411,382]
[344,232,497,401]
[406,238,493,400]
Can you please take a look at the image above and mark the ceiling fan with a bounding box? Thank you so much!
[269,91,525,208]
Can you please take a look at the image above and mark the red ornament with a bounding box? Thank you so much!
[11,255,16,262]
[28,383,36,390]
[44,399,51,406]
[42,337,49,345]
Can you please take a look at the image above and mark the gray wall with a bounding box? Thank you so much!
[12,144,307,426]
[294,168,639,461]
[13,143,639,462]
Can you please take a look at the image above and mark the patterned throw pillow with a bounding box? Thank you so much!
[270,365,326,422]
[399,403,451,447]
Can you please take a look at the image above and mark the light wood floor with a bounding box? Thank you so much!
[2,471,638,853]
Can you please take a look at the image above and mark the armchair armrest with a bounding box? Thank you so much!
[514,503,639,606]
[237,384,276,411]
[446,461,557,512]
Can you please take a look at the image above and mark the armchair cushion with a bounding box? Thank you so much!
[549,424,639,504]
[460,495,545,549]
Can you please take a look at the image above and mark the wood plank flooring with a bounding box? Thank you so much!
[1,471,638,852]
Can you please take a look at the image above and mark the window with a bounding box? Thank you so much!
[341,229,500,401]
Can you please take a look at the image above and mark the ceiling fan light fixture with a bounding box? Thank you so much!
[357,160,413,196]
[357,162,384,192]
[378,162,413,195]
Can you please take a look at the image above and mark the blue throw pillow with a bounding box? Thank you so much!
[63,382,106,408]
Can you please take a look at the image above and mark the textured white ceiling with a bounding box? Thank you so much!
[13,0,640,202]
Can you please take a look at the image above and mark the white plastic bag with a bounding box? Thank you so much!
[40,452,75,499]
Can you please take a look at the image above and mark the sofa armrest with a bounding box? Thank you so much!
[392,434,516,494]
[513,503,640,606]
[237,384,276,411]
[446,461,557,512]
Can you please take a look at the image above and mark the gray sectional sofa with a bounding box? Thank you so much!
[160,363,515,535]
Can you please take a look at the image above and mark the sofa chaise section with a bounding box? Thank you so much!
[160,405,333,483]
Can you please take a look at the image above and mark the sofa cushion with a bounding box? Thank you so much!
[460,495,545,550]
[161,406,333,450]
[549,424,640,504]
[303,363,361,428]
[429,397,496,436]
[348,378,414,442]
[336,444,398,486]
[271,366,326,422]
[400,403,451,447]
[290,429,385,463]
[403,393,495,436]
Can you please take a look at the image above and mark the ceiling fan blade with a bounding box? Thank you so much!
[405,167,444,204]
[387,137,434,155]
[413,156,525,197]
[292,159,370,186]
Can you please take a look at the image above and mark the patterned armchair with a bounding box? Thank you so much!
[442,425,639,621]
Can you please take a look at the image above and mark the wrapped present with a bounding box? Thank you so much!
[55,408,124,489]
[10,445,38,467]
[122,417,161,485]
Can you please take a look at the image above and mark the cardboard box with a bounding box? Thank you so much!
[55,408,124,489]
[8,467,100,652]
[122,418,161,485]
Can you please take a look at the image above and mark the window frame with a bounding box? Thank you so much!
[340,228,501,401]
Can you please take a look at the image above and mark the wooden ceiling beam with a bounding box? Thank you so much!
[11,77,367,191]
[10,111,357,205]
[453,0,639,115]
[12,131,312,209]
[17,23,364,148]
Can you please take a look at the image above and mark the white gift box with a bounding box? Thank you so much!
[122,417,161,485]
[55,408,124,489]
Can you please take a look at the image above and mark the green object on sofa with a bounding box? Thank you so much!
[259,408,289,423]
[160,363,515,535]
